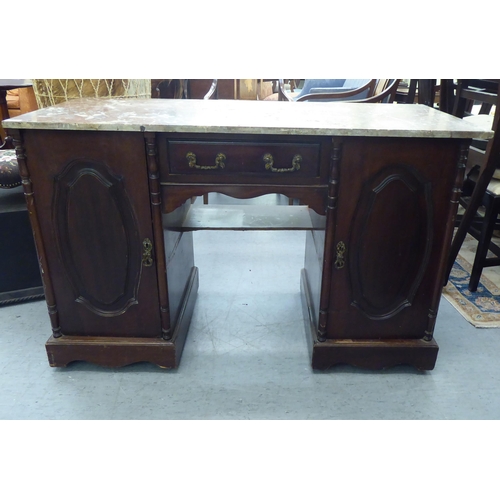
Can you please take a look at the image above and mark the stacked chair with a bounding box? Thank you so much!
[0,144,44,305]
[445,79,500,291]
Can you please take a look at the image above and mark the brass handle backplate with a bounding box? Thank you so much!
[334,241,346,269]
[263,153,302,173]
[142,238,153,267]
[186,152,226,170]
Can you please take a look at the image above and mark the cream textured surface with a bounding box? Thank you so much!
[2,98,493,139]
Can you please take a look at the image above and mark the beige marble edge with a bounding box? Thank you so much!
[2,98,494,140]
[2,120,493,139]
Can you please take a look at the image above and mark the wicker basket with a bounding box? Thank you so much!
[32,79,151,108]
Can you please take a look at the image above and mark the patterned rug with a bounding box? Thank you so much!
[443,234,500,327]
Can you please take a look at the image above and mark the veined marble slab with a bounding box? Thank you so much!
[2,97,494,139]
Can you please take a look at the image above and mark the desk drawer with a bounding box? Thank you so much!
[166,140,321,178]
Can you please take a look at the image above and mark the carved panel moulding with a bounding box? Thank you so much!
[52,159,142,317]
[348,164,433,320]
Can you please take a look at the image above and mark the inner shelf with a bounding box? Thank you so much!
[163,204,326,231]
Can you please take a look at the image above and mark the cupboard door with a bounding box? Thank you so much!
[327,137,461,340]
[23,130,161,337]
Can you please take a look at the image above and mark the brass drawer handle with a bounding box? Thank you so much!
[263,153,302,173]
[334,241,346,269]
[186,152,226,170]
[142,238,153,267]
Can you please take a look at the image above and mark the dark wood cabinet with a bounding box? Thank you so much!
[24,131,160,334]
[4,99,490,370]
[301,137,465,369]
[18,130,196,368]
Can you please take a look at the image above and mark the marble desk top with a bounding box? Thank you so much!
[2,97,494,139]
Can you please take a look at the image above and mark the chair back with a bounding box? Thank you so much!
[444,80,500,286]
[352,79,400,103]
[452,80,500,178]
[293,79,377,102]
[452,79,498,119]
[295,79,346,98]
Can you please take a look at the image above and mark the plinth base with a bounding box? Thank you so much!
[46,267,199,368]
[300,269,439,371]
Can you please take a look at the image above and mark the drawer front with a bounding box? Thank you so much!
[166,140,321,178]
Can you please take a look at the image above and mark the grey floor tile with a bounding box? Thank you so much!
[2,216,500,419]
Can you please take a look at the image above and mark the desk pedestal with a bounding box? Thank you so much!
[9,127,467,371]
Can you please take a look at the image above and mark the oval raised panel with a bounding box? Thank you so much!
[53,160,142,316]
[67,173,128,304]
[349,165,432,319]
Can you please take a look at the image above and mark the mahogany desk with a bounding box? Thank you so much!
[3,99,491,370]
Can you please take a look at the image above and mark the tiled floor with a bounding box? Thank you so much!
[2,195,500,420]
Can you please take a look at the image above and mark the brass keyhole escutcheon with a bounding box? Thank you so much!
[142,238,153,267]
[334,241,346,269]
